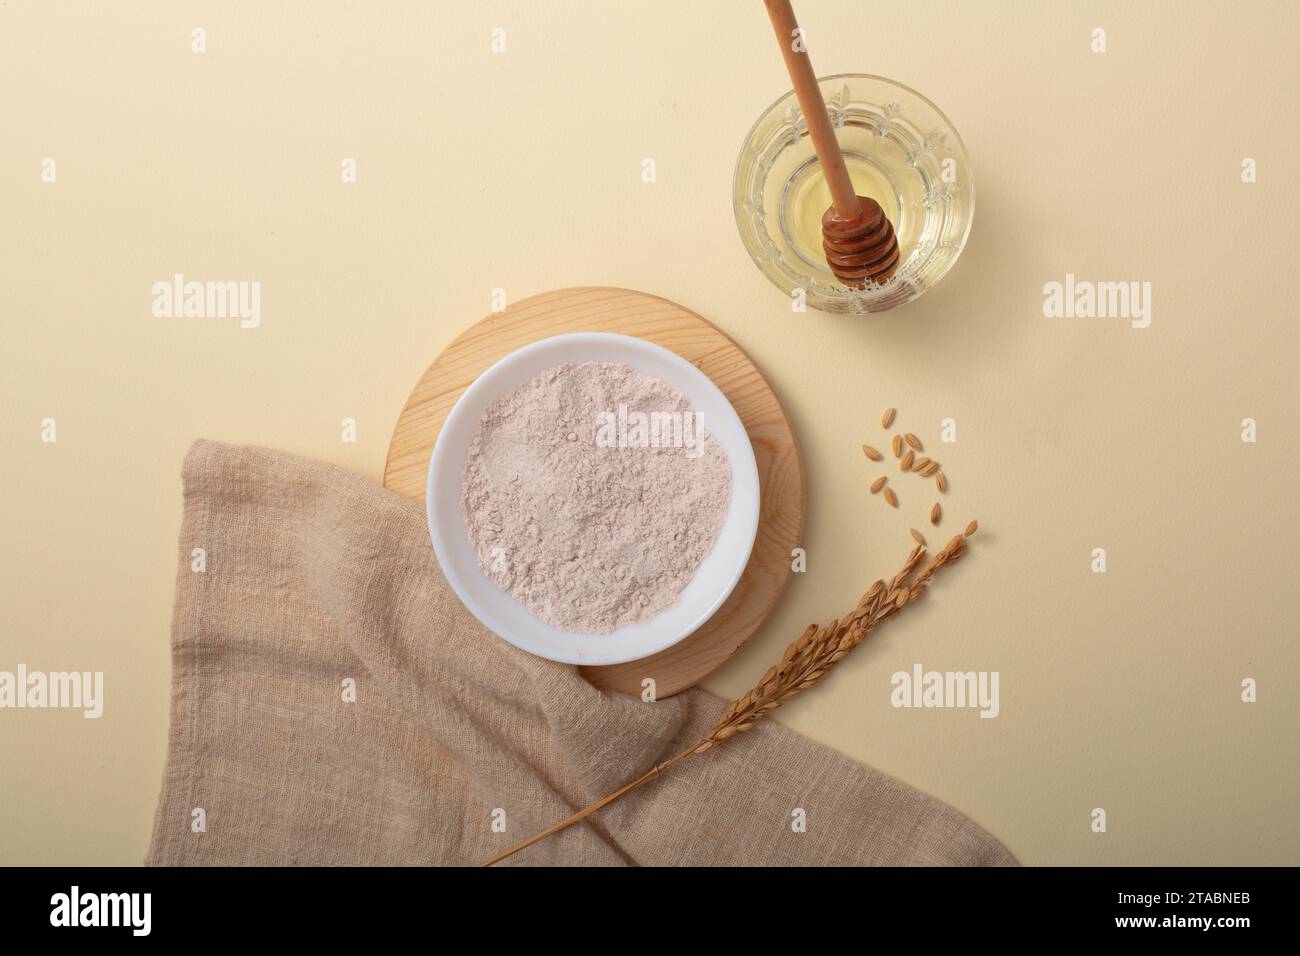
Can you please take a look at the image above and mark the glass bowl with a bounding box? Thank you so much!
[733,73,974,314]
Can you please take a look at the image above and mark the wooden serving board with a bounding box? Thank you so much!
[384,287,804,698]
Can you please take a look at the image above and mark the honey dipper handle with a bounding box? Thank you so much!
[763,0,861,219]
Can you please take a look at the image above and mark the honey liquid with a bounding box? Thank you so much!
[780,151,918,274]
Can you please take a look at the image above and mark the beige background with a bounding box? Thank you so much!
[2,1,1297,866]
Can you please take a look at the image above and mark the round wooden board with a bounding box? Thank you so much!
[384,287,804,698]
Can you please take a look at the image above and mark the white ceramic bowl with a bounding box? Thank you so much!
[426,332,760,666]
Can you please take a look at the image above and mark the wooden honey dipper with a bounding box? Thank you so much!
[763,0,900,288]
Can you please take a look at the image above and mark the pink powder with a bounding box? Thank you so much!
[460,362,732,634]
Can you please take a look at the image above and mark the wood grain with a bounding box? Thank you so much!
[384,287,804,697]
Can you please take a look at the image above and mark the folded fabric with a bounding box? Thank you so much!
[146,440,1015,866]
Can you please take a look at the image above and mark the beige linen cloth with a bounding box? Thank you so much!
[146,440,1014,866]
